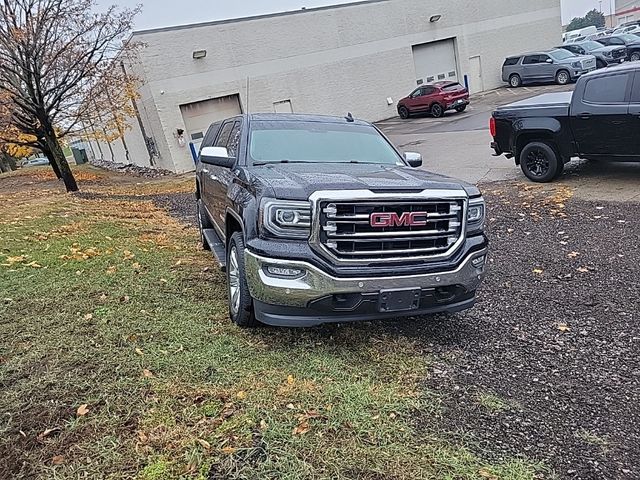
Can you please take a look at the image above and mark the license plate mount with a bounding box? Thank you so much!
[379,288,422,313]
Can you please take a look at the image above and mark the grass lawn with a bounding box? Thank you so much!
[0,167,543,479]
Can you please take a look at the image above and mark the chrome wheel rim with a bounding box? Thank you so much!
[228,246,240,316]
[558,72,568,84]
[632,53,640,62]
[510,76,519,87]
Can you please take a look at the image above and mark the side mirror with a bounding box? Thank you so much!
[200,146,235,168]
[546,58,553,63]
[404,152,423,168]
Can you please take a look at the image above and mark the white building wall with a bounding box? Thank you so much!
[130,0,561,173]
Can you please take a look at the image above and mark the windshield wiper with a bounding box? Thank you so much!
[253,160,315,166]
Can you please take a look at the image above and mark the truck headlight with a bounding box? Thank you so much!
[603,51,612,57]
[571,61,581,68]
[467,198,485,234]
[261,199,311,239]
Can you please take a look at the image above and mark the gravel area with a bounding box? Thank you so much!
[153,182,639,479]
[90,159,174,178]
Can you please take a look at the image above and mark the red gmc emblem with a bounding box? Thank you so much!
[370,212,428,228]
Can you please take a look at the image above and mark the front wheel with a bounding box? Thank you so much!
[431,103,444,118]
[455,105,467,113]
[227,232,259,328]
[398,106,410,119]
[556,70,570,85]
[520,142,562,183]
[630,52,640,62]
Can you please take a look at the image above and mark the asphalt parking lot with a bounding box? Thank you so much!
[377,84,640,203]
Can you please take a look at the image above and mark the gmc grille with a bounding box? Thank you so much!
[318,200,465,261]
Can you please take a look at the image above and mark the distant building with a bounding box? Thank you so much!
[616,0,640,24]
[87,0,562,173]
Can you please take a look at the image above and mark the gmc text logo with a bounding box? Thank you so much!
[370,212,428,228]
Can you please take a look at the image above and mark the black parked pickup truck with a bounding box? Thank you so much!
[195,113,488,328]
[491,63,640,182]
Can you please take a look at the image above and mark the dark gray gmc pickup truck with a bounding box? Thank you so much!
[491,63,640,182]
[196,113,488,327]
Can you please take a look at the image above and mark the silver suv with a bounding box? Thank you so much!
[502,49,596,87]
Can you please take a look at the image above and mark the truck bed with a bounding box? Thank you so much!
[494,92,572,115]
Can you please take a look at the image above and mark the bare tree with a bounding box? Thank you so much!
[0,0,139,192]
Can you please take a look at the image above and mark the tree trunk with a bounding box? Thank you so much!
[0,154,10,173]
[43,131,78,192]
[41,146,62,179]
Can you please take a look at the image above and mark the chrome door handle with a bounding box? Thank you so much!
[202,168,210,174]
[210,175,218,181]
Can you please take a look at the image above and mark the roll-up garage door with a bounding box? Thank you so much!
[180,94,242,152]
[412,39,459,86]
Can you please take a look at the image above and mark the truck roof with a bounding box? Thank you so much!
[248,113,371,126]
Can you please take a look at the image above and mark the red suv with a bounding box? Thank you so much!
[397,81,470,119]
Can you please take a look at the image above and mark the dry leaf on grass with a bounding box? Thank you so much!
[236,390,247,400]
[51,455,65,465]
[197,439,211,450]
[568,252,580,258]
[77,404,90,417]
[221,446,237,455]
[37,427,60,441]
[292,421,311,436]
[557,323,570,332]
[577,267,589,273]
[533,268,544,274]
[135,348,144,356]
[142,369,155,378]
[287,374,295,385]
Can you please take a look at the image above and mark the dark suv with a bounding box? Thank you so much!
[557,41,627,68]
[195,114,488,327]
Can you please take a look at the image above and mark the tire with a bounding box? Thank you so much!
[556,70,570,86]
[596,59,606,69]
[631,52,640,62]
[430,103,444,118]
[455,105,467,113]
[398,106,410,119]
[197,199,212,251]
[519,141,562,183]
[227,232,259,328]
[509,74,522,88]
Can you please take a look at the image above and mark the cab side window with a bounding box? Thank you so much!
[214,121,235,149]
[227,122,242,158]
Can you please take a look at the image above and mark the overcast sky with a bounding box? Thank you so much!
[97,0,616,31]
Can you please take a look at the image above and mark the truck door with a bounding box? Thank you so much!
[570,70,634,157]
[203,120,234,235]
[537,54,557,82]
[210,120,242,239]
[627,71,640,159]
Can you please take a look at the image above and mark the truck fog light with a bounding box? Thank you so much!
[266,265,304,278]
[471,256,486,268]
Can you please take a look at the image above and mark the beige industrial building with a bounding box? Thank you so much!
[87,0,562,173]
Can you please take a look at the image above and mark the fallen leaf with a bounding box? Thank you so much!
[25,261,42,268]
[286,403,295,410]
[83,313,93,321]
[577,267,589,273]
[99,294,108,301]
[568,252,580,258]
[260,419,268,430]
[557,323,570,332]
[106,266,116,274]
[221,446,237,455]
[132,262,142,271]
[76,404,90,417]
[142,369,154,378]
[478,468,498,480]
[533,268,544,274]
[287,374,295,385]
[51,455,65,465]
[135,348,144,356]
[236,390,247,400]
[123,250,135,260]
[37,427,60,441]
[197,439,211,450]
[292,421,310,435]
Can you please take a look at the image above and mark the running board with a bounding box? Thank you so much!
[202,228,226,269]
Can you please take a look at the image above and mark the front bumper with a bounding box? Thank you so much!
[244,249,488,326]
[571,67,596,79]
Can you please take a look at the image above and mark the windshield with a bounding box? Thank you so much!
[580,41,603,51]
[550,49,575,60]
[620,34,639,42]
[249,121,403,165]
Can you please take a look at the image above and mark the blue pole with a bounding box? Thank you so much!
[464,74,469,92]
[189,142,197,164]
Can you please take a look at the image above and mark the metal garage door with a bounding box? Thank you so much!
[412,39,458,86]
[180,94,242,151]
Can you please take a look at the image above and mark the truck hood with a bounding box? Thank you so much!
[249,163,480,200]
[592,44,624,54]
